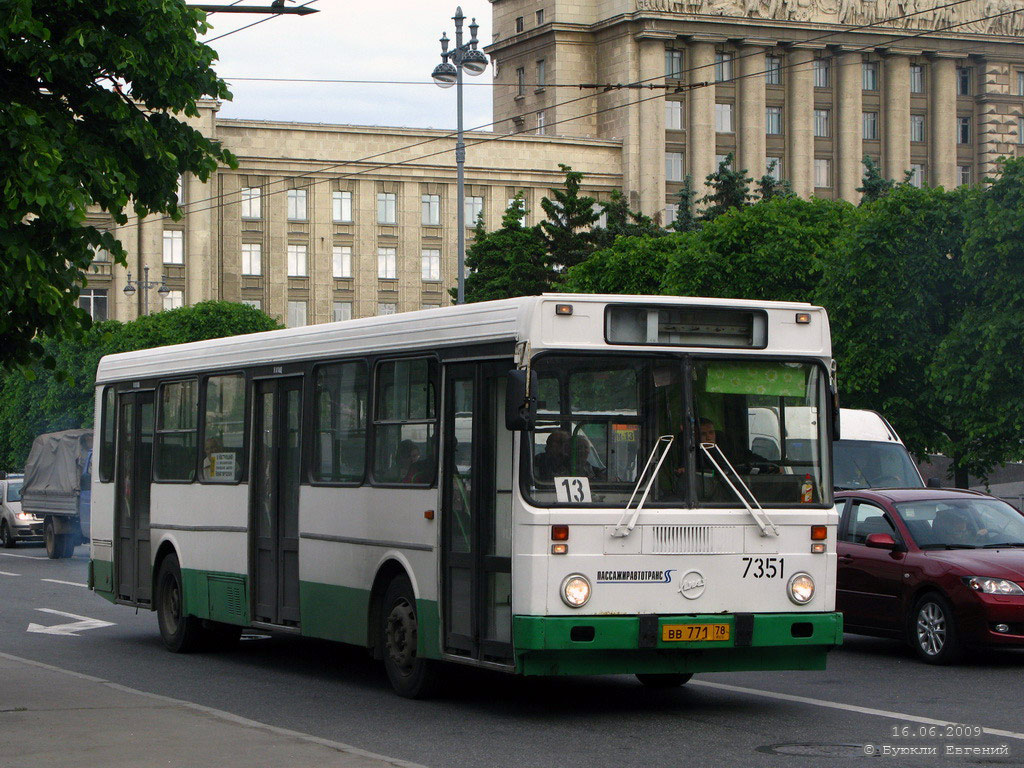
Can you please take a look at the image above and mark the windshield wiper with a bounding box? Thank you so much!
[700,443,779,537]
[612,435,675,538]
[920,543,979,550]
[982,542,1024,548]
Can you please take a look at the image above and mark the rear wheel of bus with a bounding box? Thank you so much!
[156,554,207,653]
[380,575,441,699]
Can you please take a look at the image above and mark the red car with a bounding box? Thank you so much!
[836,488,1024,664]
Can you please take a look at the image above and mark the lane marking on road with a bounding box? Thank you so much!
[26,608,116,636]
[41,578,88,587]
[0,651,428,768]
[692,680,1024,741]
[0,571,20,576]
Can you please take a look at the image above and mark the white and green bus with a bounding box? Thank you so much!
[89,294,843,697]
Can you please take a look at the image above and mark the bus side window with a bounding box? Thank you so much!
[155,380,198,482]
[201,374,246,483]
[313,361,368,484]
[373,358,437,485]
[99,386,116,482]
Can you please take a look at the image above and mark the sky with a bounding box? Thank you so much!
[201,1,495,132]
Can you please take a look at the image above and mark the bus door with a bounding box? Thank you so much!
[251,377,303,626]
[115,390,155,605]
[441,361,514,665]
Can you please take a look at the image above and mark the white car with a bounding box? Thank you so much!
[0,475,44,548]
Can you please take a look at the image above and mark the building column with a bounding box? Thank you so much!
[928,57,957,189]
[139,215,163,316]
[738,45,766,183]
[786,47,814,198]
[883,54,910,181]
[836,51,863,202]
[638,36,667,216]
[111,212,138,322]
[688,41,716,199]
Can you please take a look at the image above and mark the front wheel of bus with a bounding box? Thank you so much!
[156,554,206,653]
[380,576,441,699]
[635,673,693,688]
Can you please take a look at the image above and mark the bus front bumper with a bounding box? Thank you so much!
[512,612,843,676]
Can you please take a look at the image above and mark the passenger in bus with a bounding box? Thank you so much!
[394,440,421,483]
[534,429,571,480]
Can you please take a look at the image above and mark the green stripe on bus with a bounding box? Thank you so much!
[516,646,834,676]
[90,559,116,602]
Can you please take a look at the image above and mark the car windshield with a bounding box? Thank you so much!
[524,355,830,507]
[896,497,1024,548]
[6,482,22,502]
[834,440,922,490]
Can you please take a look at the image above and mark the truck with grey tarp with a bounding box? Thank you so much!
[20,429,92,559]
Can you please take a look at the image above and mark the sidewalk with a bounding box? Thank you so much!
[0,652,424,768]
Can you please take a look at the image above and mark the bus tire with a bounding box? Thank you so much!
[379,575,441,699]
[1,521,16,548]
[156,554,206,653]
[635,673,693,688]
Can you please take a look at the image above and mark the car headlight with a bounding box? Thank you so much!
[788,572,815,605]
[16,512,32,521]
[560,574,591,608]
[964,577,1024,596]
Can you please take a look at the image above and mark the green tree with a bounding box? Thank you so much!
[757,161,794,201]
[857,155,894,204]
[590,189,665,250]
[561,234,684,295]
[700,153,754,222]
[0,302,280,471]
[540,164,600,272]
[452,196,554,304]
[1,1,234,370]
[671,176,699,233]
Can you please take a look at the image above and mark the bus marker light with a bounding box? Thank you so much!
[555,304,574,316]
[811,543,826,554]
[795,312,811,324]
[424,509,435,520]
[551,544,568,555]
[810,525,827,540]
[551,525,569,541]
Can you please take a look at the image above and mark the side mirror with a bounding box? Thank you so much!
[926,477,942,488]
[865,532,898,550]
[505,369,538,431]
[830,387,841,441]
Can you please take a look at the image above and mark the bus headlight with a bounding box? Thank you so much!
[787,573,815,605]
[560,574,591,608]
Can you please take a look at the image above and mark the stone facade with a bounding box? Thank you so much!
[488,0,1024,213]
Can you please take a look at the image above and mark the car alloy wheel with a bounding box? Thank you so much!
[916,601,946,657]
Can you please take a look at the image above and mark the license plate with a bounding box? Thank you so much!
[662,623,731,642]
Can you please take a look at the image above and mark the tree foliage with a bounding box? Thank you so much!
[857,155,895,204]
[757,161,794,201]
[590,189,665,250]
[0,302,280,471]
[560,234,683,295]
[700,153,754,221]
[1,0,235,369]
[672,176,699,232]
[540,164,600,271]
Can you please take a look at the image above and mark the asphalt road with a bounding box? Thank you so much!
[2,545,1022,767]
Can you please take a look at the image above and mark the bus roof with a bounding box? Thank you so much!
[95,294,828,384]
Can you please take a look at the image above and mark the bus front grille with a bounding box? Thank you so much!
[646,525,743,554]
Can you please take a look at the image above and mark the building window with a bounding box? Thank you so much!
[333,190,352,222]
[421,194,440,226]
[287,189,307,221]
[536,9,544,25]
[89,238,110,262]
[287,300,307,328]
[242,299,261,310]
[666,49,683,79]
[516,67,526,96]
[664,203,678,225]
[332,301,353,323]
[862,111,878,140]
[1019,116,1024,144]
[536,59,546,88]
[465,196,483,227]
[421,249,441,281]
[333,245,352,278]
[910,114,925,142]
[766,105,782,135]
[591,202,608,229]
[515,15,524,33]
[715,102,734,133]
[814,158,831,188]
[863,61,878,91]
[1018,70,1024,96]
[287,244,308,277]
[910,64,924,93]
[958,165,972,186]
[665,152,684,181]
[956,66,971,96]
[714,52,733,83]
[163,290,184,311]
[79,289,108,322]
[241,187,261,219]
[813,108,830,138]
[378,302,398,316]
[377,192,397,224]
[715,154,732,170]
[909,164,925,188]
[958,116,971,144]
[766,55,782,85]
[537,111,546,135]
[162,230,184,264]
[241,243,261,276]
[666,100,684,130]
[766,157,782,180]
[378,246,397,279]
[813,58,829,88]
[175,175,186,205]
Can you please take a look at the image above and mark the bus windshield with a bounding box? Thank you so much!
[525,355,830,507]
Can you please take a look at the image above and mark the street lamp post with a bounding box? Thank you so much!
[122,266,170,316]
[431,7,488,305]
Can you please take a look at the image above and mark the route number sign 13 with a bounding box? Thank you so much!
[554,476,592,503]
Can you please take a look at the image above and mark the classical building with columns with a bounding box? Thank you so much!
[488,0,1024,214]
